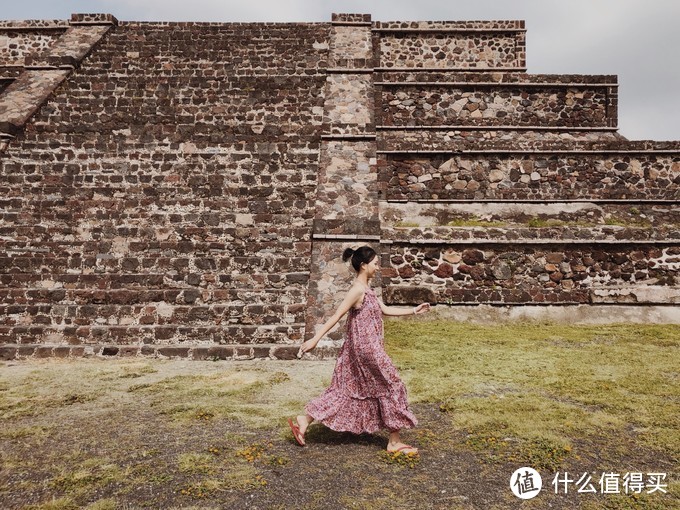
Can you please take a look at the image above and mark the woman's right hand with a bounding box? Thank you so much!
[297,338,319,358]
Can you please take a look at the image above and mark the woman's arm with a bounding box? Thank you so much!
[298,285,364,356]
[379,299,431,316]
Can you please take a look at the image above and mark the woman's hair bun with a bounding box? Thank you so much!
[342,245,377,273]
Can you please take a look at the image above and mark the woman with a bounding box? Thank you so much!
[288,246,431,455]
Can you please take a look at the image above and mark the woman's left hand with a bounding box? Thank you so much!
[414,303,431,314]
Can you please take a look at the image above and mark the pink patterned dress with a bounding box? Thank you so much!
[305,285,418,434]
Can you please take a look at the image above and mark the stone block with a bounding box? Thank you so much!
[119,346,140,357]
[0,346,17,360]
[70,13,119,26]
[157,347,190,358]
[101,346,119,356]
[16,345,37,358]
[35,346,53,358]
[140,346,156,357]
[70,346,86,357]
[234,347,254,360]
[271,345,298,360]
[53,346,71,358]
[207,346,234,360]
[383,286,437,305]
[253,346,271,359]
[191,347,210,360]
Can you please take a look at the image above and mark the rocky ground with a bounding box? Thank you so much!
[0,357,677,510]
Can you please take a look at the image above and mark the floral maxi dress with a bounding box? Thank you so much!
[305,286,418,434]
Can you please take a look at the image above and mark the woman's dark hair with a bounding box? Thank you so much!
[342,245,377,273]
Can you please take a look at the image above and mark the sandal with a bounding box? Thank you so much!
[387,444,418,455]
[287,418,305,446]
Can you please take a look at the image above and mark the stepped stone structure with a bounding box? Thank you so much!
[1,13,678,360]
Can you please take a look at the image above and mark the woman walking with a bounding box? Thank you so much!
[288,246,431,455]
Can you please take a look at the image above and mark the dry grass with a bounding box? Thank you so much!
[1,322,678,508]
[385,320,680,456]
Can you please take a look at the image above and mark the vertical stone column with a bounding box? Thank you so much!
[304,13,379,353]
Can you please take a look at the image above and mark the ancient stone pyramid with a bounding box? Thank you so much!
[0,13,678,360]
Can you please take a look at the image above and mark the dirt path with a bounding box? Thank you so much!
[0,358,676,509]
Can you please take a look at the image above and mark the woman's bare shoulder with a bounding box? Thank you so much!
[347,282,367,309]
[350,279,371,291]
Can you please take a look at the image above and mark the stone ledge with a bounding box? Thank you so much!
[376,146,680,154]
[332,13,372,24]
[326,68,375,74]
[313,233,382,241]
[384,285,680,306]
[375,67,528,73]
[70,13,119,26]
[591,286,680,304]
[332,21,372,27]
[0,22,114,138]
[373,20,525,30]
[374,28,527,33]
[376,80,618,87]
[0,69,70,134]
[0,343,339,361]
[383,226,680,244]
[415,303,680,324]
[386,237,680,246]
[0,21,68,30]
[377,125,620,131]
[321,134,377,140]
[386,199,679,204]
[375,71,616,84]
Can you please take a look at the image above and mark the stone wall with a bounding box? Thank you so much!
[0,29,66,65]
[1,15,330,359]
[379,80,616,128]
[371,20,677,326]
[382,243,680,304]
[0,12,678,361]
[374,20,526,70]
[382,153,680,200]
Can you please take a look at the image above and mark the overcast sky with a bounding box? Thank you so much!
[4,0,679,141]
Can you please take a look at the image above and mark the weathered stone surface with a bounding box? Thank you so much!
[382,244,679,305]
[271,345,299,360]
[379,26,525,69]
[0,11,678,359]
[434,263,454,278]
[492,261,512,280]
[489,169,505,183]
[383,285,437,305]
[443,250,462,264]
[383,153,680,201]
[462,249,485,265]
[382,82,612,129]
[546,252,565,264]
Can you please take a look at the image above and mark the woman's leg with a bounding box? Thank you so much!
[387,430,418,454]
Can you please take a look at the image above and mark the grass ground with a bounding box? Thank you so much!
[0,320,678,509]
